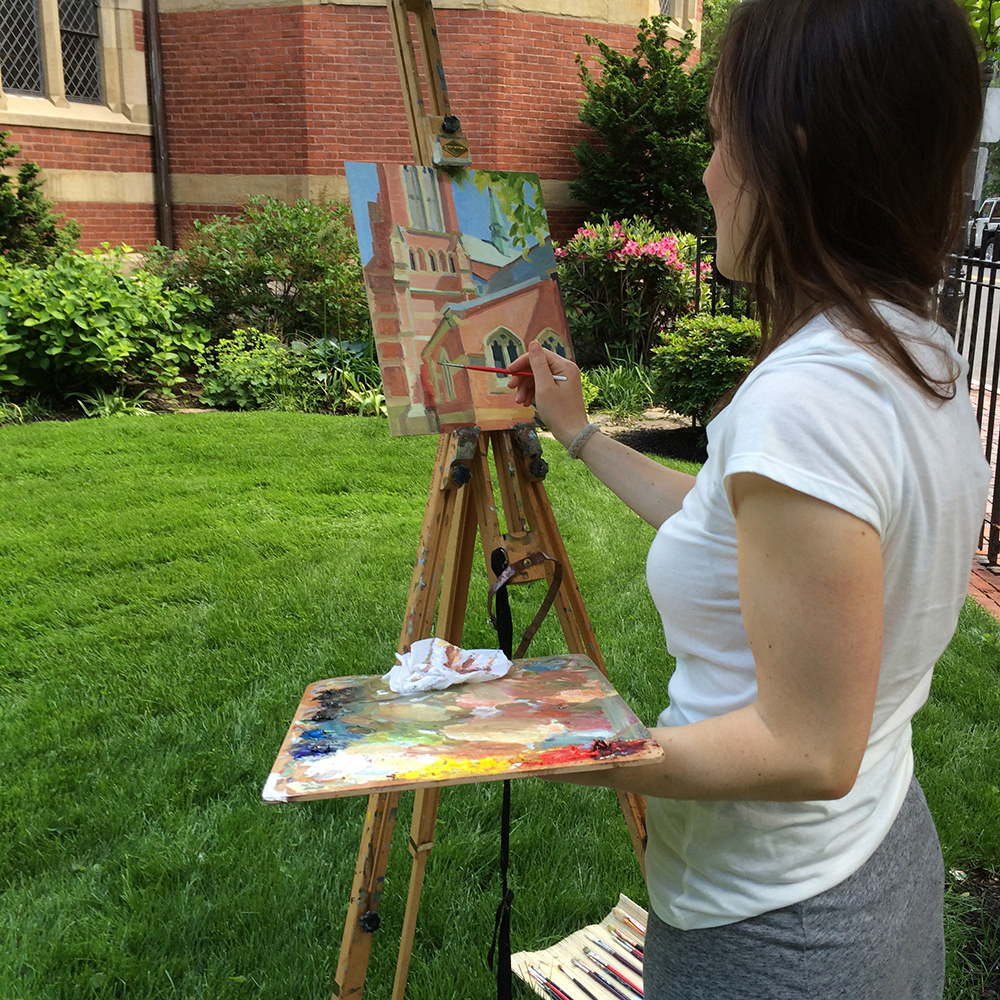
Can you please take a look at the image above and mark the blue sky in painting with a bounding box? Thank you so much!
[345,162,542,266]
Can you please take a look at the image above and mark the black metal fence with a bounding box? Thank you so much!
[693,231,751,318]
[941,253,1000,562]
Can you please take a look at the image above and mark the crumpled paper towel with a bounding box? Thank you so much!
[383,637,513,695]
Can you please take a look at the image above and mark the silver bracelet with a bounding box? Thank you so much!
[567,423,601,460]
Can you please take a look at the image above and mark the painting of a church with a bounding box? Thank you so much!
[345,163,573,436]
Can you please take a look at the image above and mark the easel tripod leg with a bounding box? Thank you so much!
[333,791,400,1000]
[391,786,442,1000]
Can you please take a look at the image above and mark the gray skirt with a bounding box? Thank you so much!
[643,778,945,1000]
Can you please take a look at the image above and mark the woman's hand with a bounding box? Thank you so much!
[507,341,589,448]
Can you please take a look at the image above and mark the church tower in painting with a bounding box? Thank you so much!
[363,164,479,434]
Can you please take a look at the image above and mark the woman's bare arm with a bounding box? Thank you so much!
[545,473,884,801]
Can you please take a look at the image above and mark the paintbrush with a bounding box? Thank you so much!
[611,926,644,959]
[527,965,573,1000]
[613,908,647,938]
[587,934,643,976]
[558,964,601,1000]
[439,361,568,381]
[582,948,643,998]
[570,958,632,1000]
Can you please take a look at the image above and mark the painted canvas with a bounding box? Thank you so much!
[345,163,574,437]
[263,654,661,802]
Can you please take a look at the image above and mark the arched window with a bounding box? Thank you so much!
[429,253,437,272]
[449,255,456,273]
[402,165,445,232]
[409,250,416,270]
[486,328,525,377]
[539,331,568,358]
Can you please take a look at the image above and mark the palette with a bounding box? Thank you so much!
[263,654,661,802]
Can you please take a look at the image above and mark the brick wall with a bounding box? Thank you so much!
[56,202,157,248]
[159,6,309,175]
[5,126,152,172]
[160,4,634,180]
[172,204,241,242]
[4,4,647,247]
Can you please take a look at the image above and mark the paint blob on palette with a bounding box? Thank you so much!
[263,654,662,802]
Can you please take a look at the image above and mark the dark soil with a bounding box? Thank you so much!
[609,423,708,463]
[589,409,709,463]
[955,868,1000,998]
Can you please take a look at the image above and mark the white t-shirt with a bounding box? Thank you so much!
[644,305,989,930]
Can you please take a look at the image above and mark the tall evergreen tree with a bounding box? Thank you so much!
[0,132,81,265]
[570,16,712,234]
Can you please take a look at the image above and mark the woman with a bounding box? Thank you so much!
[508,1,990,996]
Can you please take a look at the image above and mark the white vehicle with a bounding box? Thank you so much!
[967,196,1000,259]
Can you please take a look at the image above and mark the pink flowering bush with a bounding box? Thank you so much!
[556,215,710,362]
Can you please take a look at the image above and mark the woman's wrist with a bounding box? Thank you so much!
[566,422,602,460]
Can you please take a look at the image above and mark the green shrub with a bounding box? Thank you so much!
[197,327,383,414]
[571,16,712,232]
[73,387,154,419]
[0,131,81,266]
[557,215,708,362]
[148,196,372,342]
[587,360,654,420]
[579,371,601,412]
[650,314,761,425]
[0,246,211,396]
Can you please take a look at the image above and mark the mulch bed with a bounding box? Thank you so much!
[953,868,1000,998]
[608,423,708,463]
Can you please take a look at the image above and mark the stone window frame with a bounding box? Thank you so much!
[0,0,150,136]
[485,327,524,389]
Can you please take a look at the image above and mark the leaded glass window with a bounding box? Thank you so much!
[402,166,445,233]
[487,329,523,374]
[0,0,45,96]
[59,0,101,104]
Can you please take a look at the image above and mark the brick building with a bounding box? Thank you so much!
[0,0,702,250]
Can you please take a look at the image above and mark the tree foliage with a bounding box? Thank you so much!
[147,196,371,342]
[650,313,760,426]
[697,0,743,81]
[570,16,712,233]
[0,131,81,266]
[959,0,1000,59]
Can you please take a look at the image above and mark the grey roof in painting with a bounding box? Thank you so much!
[441,275,545,316]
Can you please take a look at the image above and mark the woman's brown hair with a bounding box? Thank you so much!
[712,0,983,401]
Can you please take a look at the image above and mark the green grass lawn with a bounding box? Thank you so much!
[1,413,997,999]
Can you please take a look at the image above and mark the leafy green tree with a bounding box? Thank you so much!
[0,131,81,265]
[570,16,712,233]
[147,196,371,342]
[958,0,1000,58]
[697,0,742,81]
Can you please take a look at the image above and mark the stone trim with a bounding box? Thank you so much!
[27,169,155,201]
[158,0,671,29]
[20,171,584,210]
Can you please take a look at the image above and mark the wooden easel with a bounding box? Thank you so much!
[330,5,647,998]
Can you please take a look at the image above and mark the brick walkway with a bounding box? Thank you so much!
[969,383,1000,619]
[969,556,1000,619]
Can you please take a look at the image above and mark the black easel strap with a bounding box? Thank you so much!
[487,779,514,1000]
[487,552,563,659]
[486,548,515,1000]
